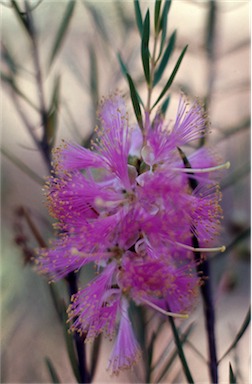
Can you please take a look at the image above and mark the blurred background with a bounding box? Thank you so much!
[1,0,250,383]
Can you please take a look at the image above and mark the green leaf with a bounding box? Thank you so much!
[168,316,194,383]
[1,71,39,111]
[90,334,102,380]
[134,0,143,35]
[160,95,170,116]
[155,323,194,383]
[218,307,251,363]
[2,43,17,75]
[45,357,61,383]
[152,45,188,109]
[205,1,217,59]
[154,0,162,34]
[177,147,198,190]
[10,0,31,37]
[114,1,134,33]
[157,0,172,59]
[1,147,44,185]
[117,52,128,77]
[141,10,150,84]
[83,2,109,44]
[61,304,81,383]
[48,1,76,69]
[117,54,144,107]
[88,44,99,108]
[46,75,61,146]
[146,331,156,383]
[220,162,250,190]
[229,362,237,384]
[126,73,143,130]
[153,30,177,86]
[47,283,65,322]
[214,228,250,261]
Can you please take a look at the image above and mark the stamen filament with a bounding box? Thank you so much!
[172,161,230,173]
[175,242,226,253]
[141,298,189,319]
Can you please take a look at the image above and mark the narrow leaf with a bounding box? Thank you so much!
[114,1,133,32]
[153,30,177,86]
[205,1,217,59]
[146,332,156,382]
[45,357,61,383]
[158,0,172,58]
[10,0,31,37]
[117,52,128,77]
[89,44,99,108]
[168,315,194,383]
[134,0,143,35]
[160,95,170,116]
[1,147,44,185]
[177,147,198,190]
[152,45,188,109]
[46,75,61,146]
[117,54,144,107]
[155,323,194,383]
[61,304,81,383]
[141,10,150,84]
[229,362,237,384]
[90,334,102,380]
[83,2,109,44]
[154,0,162,34]
[220,162,250,190]
[2,43,17,75]
[48,283,65,323]
[1,72,39,111]
[213,228,250,261]
[48,0,76,69]
[218,307,251,363]
[126,73,143,130]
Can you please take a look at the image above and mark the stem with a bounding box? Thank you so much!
[25,1,51,167]
[193,235,218,383]
[179,145,218,383]
[67,272,90,384]
[146,30,159,114]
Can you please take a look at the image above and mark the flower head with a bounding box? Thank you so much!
[36,93,227,375]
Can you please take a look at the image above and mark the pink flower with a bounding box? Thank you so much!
[36,93,227,375]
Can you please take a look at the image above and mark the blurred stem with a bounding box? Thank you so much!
[25,1,51,167]
[180,147,218,383]
[20,206,47,247]
[11,86,39,144]
[193,235,218,383]
[213,228,250,261]
[200,0,217,148]
[218,117,250,141]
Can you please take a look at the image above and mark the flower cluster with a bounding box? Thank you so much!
[36,94,227,375]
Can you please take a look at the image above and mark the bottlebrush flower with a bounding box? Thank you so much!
[36,93,229,375]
